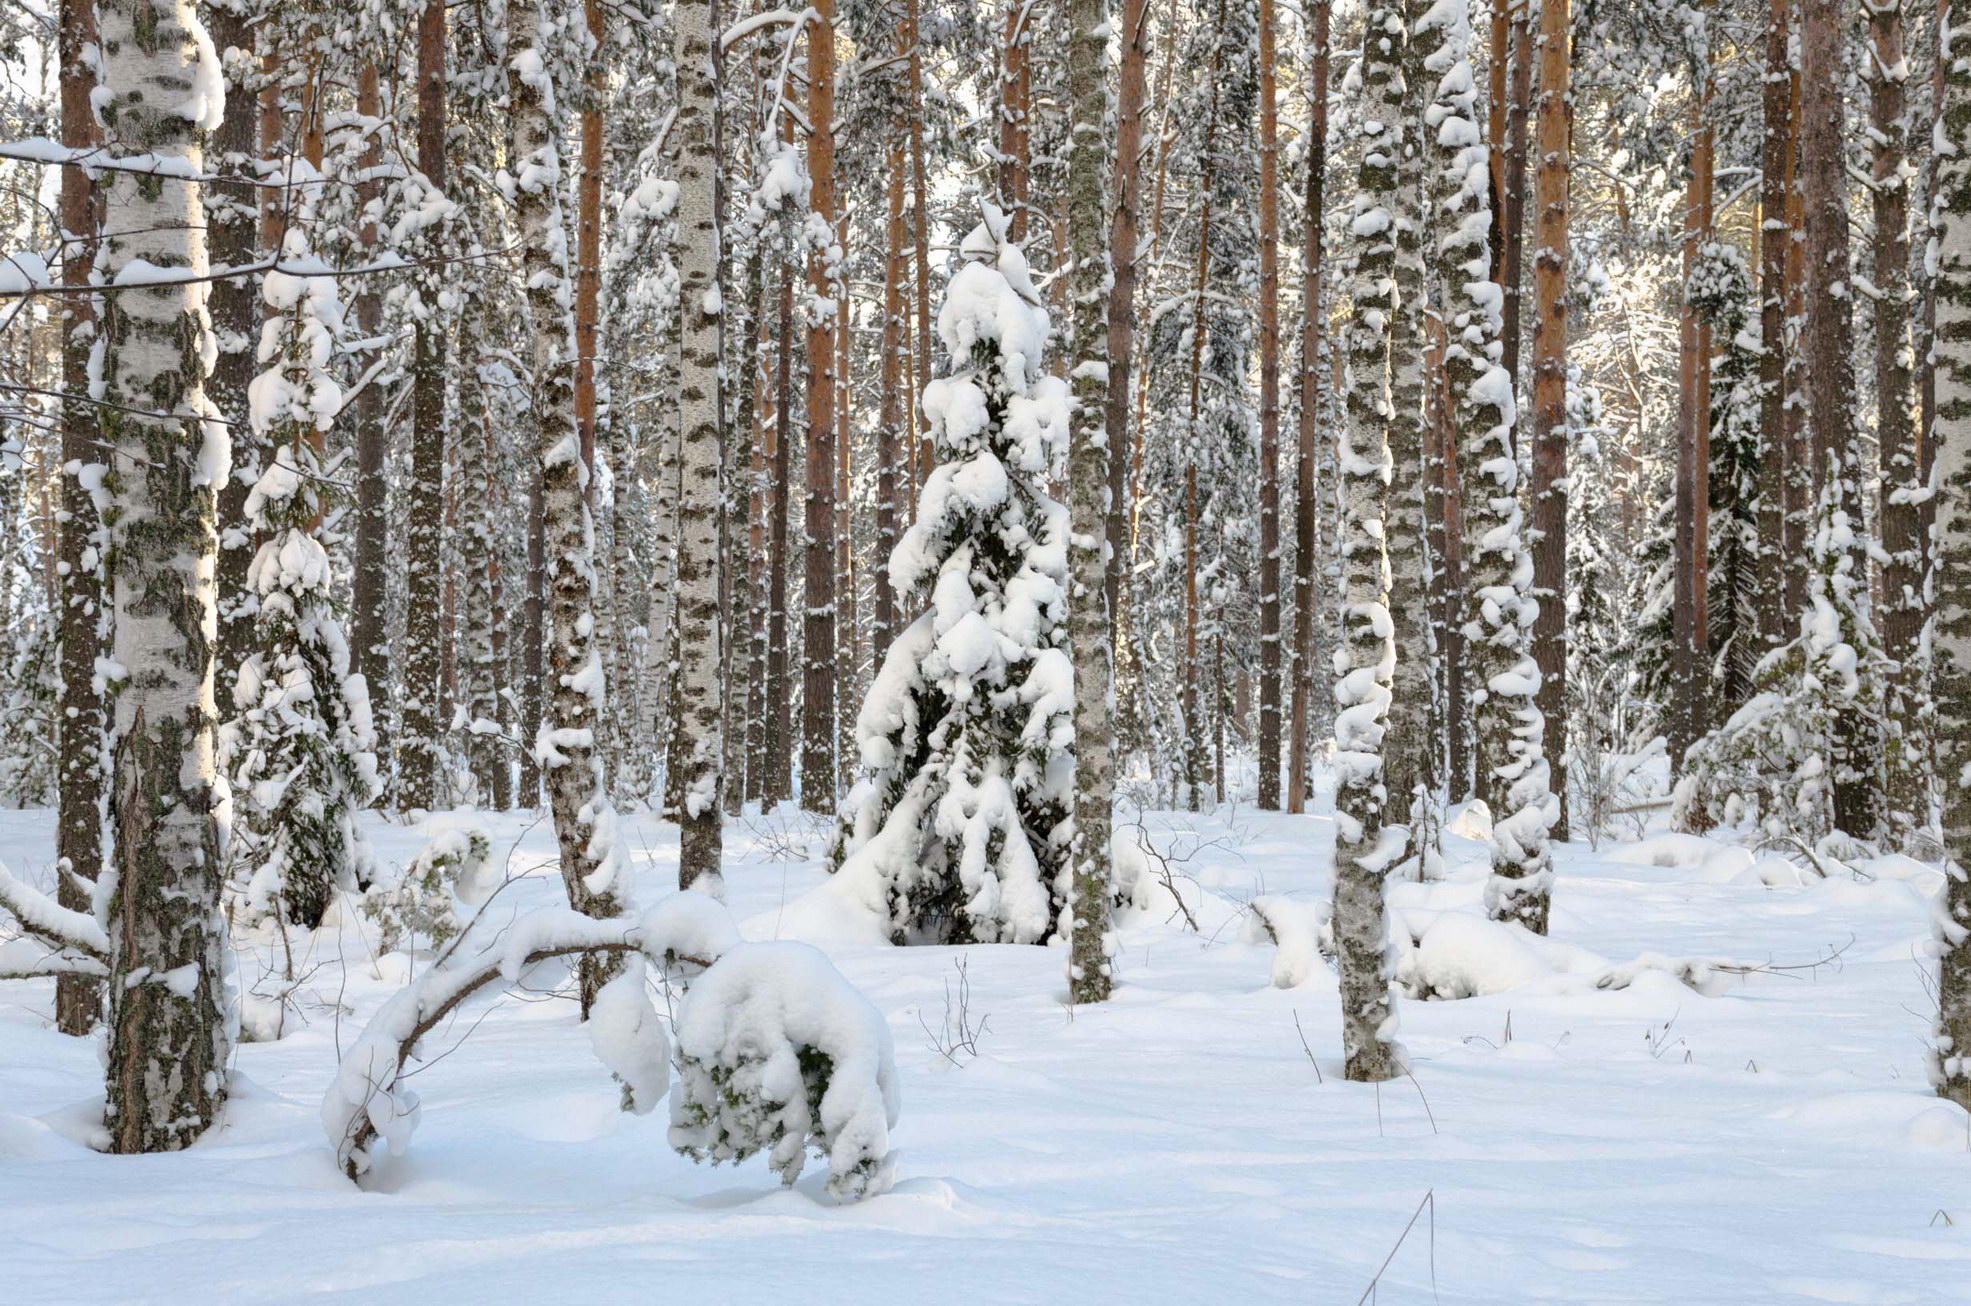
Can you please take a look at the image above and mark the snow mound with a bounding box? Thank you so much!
[1247,896,1330,989]
[1604,833,1725,870]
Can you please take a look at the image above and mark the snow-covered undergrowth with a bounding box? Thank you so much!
[1,793,1967,1302]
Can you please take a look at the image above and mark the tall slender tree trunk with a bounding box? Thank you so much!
[1930,0,1971,1115]
[510,0,626,1010]
[801,1,841,811]
[909,0,933,496]
[1105,0,1149,655]
[1527,0,1571,854]
[211,2,261,733]
[1756,0,1792,654]
[1782,52,1809,619]
[1065,0,1113,1005]
[1670,65,1713,773]
[1498,0,1533,388]
[763,252,796,805]
[459,305,503,807]
[1871,0,1926,848]
[399,0,449,812]
[98,0,231,1151]
[1181,48,1221,809]
[1424,0,1555,932]
[1288,0,1330,815]
[875,104,908,666]
[1000,0,1032,241]
[1255,0,1282,810]
[54,0,104,1036]
[674,0,725,893]
[1334,0,1405,1084]
[1383,0,1434,857]
[1800,0,1878,838]
[835,209,856,791]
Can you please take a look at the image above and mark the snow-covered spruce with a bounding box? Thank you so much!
[358,826,495,956]
[227,236,381,931]
[323,895,898,1201]
[1418,0,1555,927]
[828,203,1075,947]
[1330,0,1409,1085]
[1929,9,1971,1114]
[669,940,901,1201]
[1674,474,1891,858]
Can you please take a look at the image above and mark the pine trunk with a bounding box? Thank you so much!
[763,254,796,805]
[1527,0,1571,855]
[801,1,840,812]
[399,0,449,812]
[54,0,104,1036]
[1871,0,1926,848]
[875,117,908,666]
[210,0,260,740]
[1670,78,1713,772]
[1800,0,1878,838]
[1756,0,1791,654]
[98,0,231,1151]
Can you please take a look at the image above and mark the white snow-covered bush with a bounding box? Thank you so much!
[358,827,494,955]
[828,202,1075,946]
[325,897,900,1203]
[669,940,901,1201]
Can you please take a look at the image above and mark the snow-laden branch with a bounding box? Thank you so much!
[326,892,901,1201]
[721,7,807,52]
[0,858,109,981]
[325,896,736,1180]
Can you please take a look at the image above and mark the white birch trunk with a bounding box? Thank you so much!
[1332,0,1407,1085]
[672,0,725,894]
[1928,6,1971,1112]
[97,0,232,1151]
[508,0,625,1013]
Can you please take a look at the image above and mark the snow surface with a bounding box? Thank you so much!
[2,796,1968,1302]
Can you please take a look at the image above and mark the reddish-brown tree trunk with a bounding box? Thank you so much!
[1756,0,1791,653]
[54,0,104,1035]
[1671,75,1713,771]
[1529,0,1571,850]
[801,1,840,811]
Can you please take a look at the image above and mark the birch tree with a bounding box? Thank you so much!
[508,0,626,1011]
[673,0,724,894]
[97,0,232,1151]
[1931,0,1971,1114]
[1333,0,1406,1085]
[1419,0,1554,930]
[1065,0,1114,1004]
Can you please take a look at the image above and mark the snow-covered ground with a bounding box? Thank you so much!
[3,790,1967,1304]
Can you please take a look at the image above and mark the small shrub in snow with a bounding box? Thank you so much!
[670,941,901,1201]
[358,827,494,955]
[828,203,1074,946]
